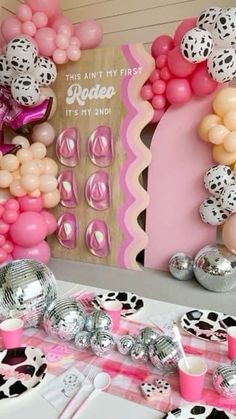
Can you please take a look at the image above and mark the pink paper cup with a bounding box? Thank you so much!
[227,326,236,360]
[178,356,207,402]
[0,318,24,349]
[103,300,122,330]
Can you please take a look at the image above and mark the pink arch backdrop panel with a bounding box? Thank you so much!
[144,94,217,271]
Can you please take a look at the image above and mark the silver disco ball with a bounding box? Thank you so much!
[213,361,236,398]
[149,335,181,371]
[193,245,236,292]
[0,259,57,328]
[43,297,85,341]
[168,252,194,281]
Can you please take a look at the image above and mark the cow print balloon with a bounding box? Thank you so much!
[0,54,13,87]
[199,196,230,226]
[11,75,40,106]
[6,37,38,74]
[212,8,236,48]
[221,184,236,212]
[33,57,57,87]
[204,165,235,196]
[197,7,222,31]
[207,47,236,83]
[181,27,213,63]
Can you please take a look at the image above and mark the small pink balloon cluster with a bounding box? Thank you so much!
[141,18,219,123]
[0,0,103,64]
[0,195,57,265]
[0,136,60,209]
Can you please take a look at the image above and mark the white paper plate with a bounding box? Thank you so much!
[163,404,235,419]
[91,291,144,317]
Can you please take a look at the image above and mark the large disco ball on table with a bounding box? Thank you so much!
[0,259,57,327]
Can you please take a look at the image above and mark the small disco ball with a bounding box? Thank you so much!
[149,335,181,371]
[137,327,159,347]
[213,361,236,398]
[85,310,112,332]
[117,335,135,355]
[75,330,91,351]
[168,252,194,281]
[90,330,115,357]
[43,297,85,341]
[0,259,57,328]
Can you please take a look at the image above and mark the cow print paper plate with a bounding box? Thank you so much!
[91,292,144,317]
[0,346,47,400]
[163,404,235,419]
[180,309,236,342]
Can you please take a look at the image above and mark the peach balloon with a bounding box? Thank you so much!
[16,149,33,164]
[30,142,47,159]
[0,189,12,204]
[42,189,60,208]
[34,158,45,174]
[223,132,236,153]
[31,122,55,146]
[9,180,27,197]
[12,170,21,180]
[42,157,58,176]
[37,87,57,120]
[224,110,236,131]
[21,175,40,192]
[212,144,236,165]
[12,136,30,149]
[222,214,236,254]
[39,175,57,192]
[0,155,19,172]
[197,114,222,142]
[208,125,229,145]
[213,87,236,117]
[20,161,40,176]
[0,170,13,188]
[29,189,41,198]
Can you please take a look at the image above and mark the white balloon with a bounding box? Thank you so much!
[204,165,235,196]
[199,196,230,226]
[6,37,38,74]
[11,74,40,106]
[34,56,57,87]
[221,184,236,212]
[212,8,236,47]
[0,54,13,87]
[207,47,236,83]
[181,27,213,63]
[197,7,222,32]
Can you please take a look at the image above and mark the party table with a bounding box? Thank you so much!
[0,279,233,419]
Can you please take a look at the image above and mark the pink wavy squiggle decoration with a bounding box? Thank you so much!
[118,44,154,270]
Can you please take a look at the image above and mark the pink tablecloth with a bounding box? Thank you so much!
[19,317,236,414]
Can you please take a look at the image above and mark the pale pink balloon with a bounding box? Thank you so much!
[70,36,80,47]
[13,240,51,264]
[58,24,72,38]
[32,12,48,28]
[10,211,47,247]
[22,21,36,36]
[25,0,60,18]
[30,142,47,159]
[53,48,67,64]
[40,209,57,234]
[2,209,19,224]
[74,20,103,49]
[34,27,57,56]
[42,189,60,208]
[31,122,55,146]
[18,195,43,212]
[56,34,70,50]
[52,16,73,34]
[1,17,22,43]
[173,18,197,46]
[67,45,81,61]
[16,4,33,22]
[37,87,57,119]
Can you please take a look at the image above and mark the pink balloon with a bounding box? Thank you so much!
[155,54,168,69]
[174,17,197,46]
[0,220,9,235]
[152,95,166,110]
[168,46,196,77]
[13,240,51,264]
[56,34,70,50]
[166,78,192,105]
[34,27,57,56]
[2,210,19,224]
[0,204,5,218]
[58,24,72,38]
[10,211,47,247]
[190,63,218,96]
[25,0,60,18]
[151,35,174,58]
[2,240,14,254]
[74,20,103,49]
[70,36,80,47]
[31,122,55,146]
[141,84,153,100]
[1,17,22,43]
[22,21,36,37]
[0,248,7,263]
[152,80,166,95]
[149,69,160,83]
[32,12,48,28]
[52,16,74,34]
[160,66,172,81]
[16,4,33,22]
[18,195,43,212]
[40,210,57,234]
[0,235,6,247]
[53,48,67,64]
[4,199,20,212]
[66,45,81,61]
